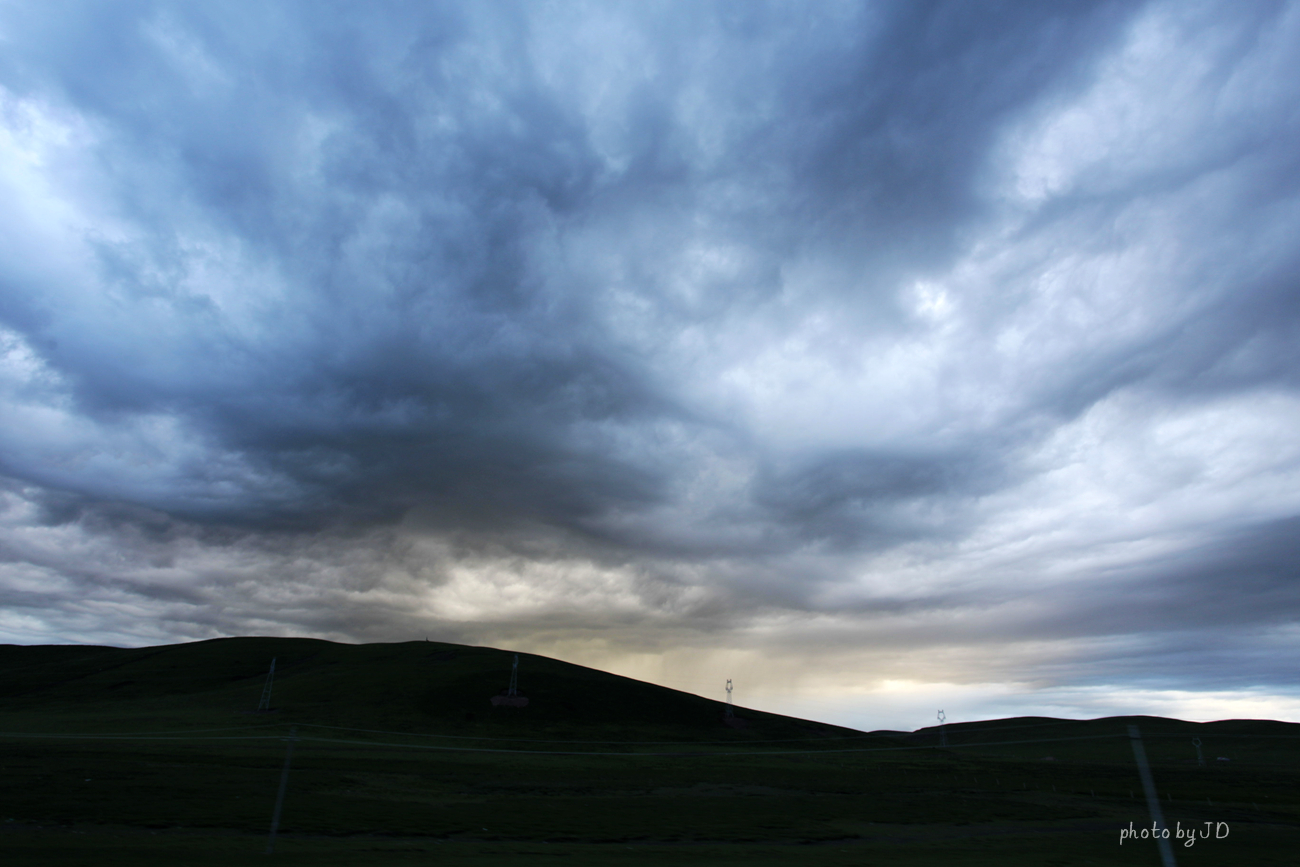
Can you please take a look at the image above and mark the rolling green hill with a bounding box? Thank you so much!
[1,638,1296,866]
[0,636,858,740]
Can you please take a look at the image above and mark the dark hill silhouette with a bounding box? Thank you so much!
[0,636,865,742]
[2,638,1298,864]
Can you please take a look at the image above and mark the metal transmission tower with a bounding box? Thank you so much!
[937,709,948,747]
[1192,737,1205,768]
[725,678,734,718]
[489,654,529,707]
[257,658,277,712]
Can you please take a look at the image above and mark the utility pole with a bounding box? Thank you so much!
[725,679,734,718]
[257,658,276,712]
[508,655,519,697]
[937,710,947,747]
[1192,737,1205,768]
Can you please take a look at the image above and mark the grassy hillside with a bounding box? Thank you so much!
[0,636,856,740]
[1,638,1296,866]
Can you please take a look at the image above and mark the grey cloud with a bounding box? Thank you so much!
[1074,516,1300,638]
[749,447,1005,550]
[1,0,1299,721]
[766,2,1130,247]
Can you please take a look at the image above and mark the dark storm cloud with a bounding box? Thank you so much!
[749,446,1005,550]
[2,0,1300,722]
[0,0,674,530]
[0,0,1139,542]
[754,1,1130,254]
[1023,516,1300,691]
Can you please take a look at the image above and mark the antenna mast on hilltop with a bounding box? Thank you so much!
[725,678,734,718]
[257,658,277,712]
[508,654,519,697]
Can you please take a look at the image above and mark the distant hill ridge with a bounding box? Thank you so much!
[3,638,1295,753]
[0,637,868,742]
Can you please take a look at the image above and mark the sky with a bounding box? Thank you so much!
[1,0,1299,732]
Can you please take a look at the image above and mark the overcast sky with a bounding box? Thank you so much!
[2,0,1299,731]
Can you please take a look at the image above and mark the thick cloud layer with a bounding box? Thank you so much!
[2,0,1299,728]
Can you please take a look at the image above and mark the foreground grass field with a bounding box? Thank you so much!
[1,637,1296,865]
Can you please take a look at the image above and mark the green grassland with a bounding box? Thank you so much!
[1,637,1296,865]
